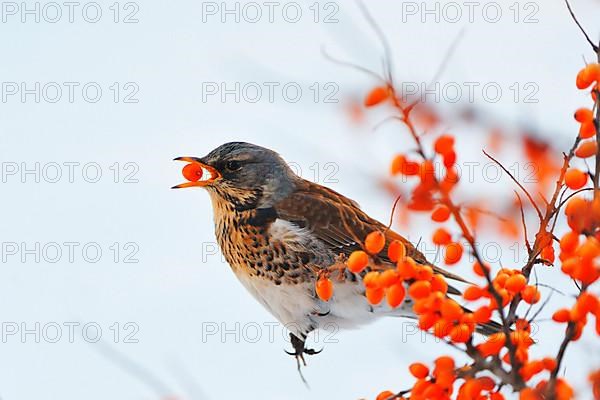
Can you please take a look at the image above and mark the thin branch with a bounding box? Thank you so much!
[483,150,543,221]
[563,0,599,52]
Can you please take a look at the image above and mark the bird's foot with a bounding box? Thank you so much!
[284,333,323,386]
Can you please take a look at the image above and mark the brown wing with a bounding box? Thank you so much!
[274,180,468,292]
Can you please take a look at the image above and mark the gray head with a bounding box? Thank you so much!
[173,142,297,210]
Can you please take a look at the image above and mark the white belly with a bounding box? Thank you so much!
[233,270,415,338]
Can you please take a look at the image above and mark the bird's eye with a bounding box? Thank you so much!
[226,160,242,171]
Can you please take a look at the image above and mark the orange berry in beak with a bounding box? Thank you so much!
[182,163,203,182]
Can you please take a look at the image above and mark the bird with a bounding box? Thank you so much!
[172,142,501,372]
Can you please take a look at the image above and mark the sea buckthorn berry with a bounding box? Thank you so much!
[505,273,527,293]
[575,141,598,158]
[347,250,369,273]
[449,323,470,343]
[541,245,555,263]
[430,274,448,294]
[443,150,457,168]
[579,121,597,139]
[576,63,600,89]
[391,155,419,176]
[431,205,451,222]
[182,163,203,182]
[376,391,395,400]
[415,265,433,281]
[574,108,594,123]
[552,309,571,323]
[363,271,381,289]
[379,269,400,287]
[578,292,599,313]
[463,286,485,301]
[315,277,333,301]
[432,228,452,245]
[366,287,385,305]
[521,285,541,304]
[473,306,492,323]
[565,168,588,190]
[434,356,455,371]
[434,135,455,155]
[397,257,417,279]
[409,363,430,379]
[418,312,438,330]
[542,357,557,371]
[365,231,386,254]
[409,281,432,299]
[387,240,406,262]
[477,333,505,357]
[473,261,490,277]
[364,86,389,107]
[560,231,579,253]
[440,298,463,321]
[419,160,436,187]
[444,242,463,265]
[386,282,406,308]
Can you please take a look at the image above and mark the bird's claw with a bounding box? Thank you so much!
[285,333,323,386]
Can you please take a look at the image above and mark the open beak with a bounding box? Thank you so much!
[172,157,221,189]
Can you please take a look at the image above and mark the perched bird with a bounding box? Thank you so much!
[173,142,500,368]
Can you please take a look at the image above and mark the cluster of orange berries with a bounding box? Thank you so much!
[464,267,540,310]
[390,136,459,211]
[552,290,600,336]
[560,197,600,284]
[567,63,600,189]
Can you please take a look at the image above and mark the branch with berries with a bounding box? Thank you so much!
[316,2,600,399]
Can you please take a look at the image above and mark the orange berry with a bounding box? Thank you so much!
[478,333,505,357]
[473,261,490,277]
[397,257,417,279]
[521,285,541,304]
[574,107,594,123]
[431,205,451,222]
[434,134,455,155]
[444,242,463,265]
[386,282,406,308]
[473,306,492,323]
[560,231,579,253]
[430,273,448,294]
[443,150,457,168]
[575,141,598,158]
[579,121,597,139]
[419,160,436,187]
[565,168,588,190]
[376,391,394,400]
[578,292,599,313]
[576,63,600,89]
[434,356,455,371]
[463,286,485,301]
[363,271,381,289]
[419,312,438,330]
[365,231,385,254]
[449,323,470,343]
[315,277,333,301]
[347,250,369,273]
[490,392,505,400]
[409,362,430,379]
[182,163,203,182]
[415,265,434,281]
[541,245,555,263]
[409,281,432,299]
[432,228,452,246]
[364,86,389,107]
[366,287,385,305]
[440,298,463,321]
[387,240,406,262]
[379,269,400,287]
[542,357,557,371]
[505,274,527,293]
[390,154,406,175]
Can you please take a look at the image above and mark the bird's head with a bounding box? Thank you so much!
[173,142,297,210]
